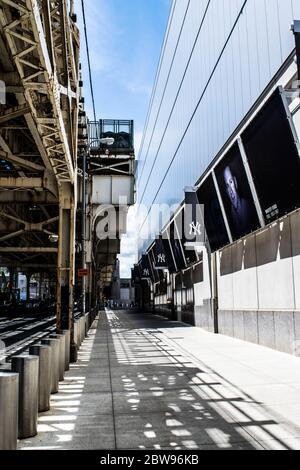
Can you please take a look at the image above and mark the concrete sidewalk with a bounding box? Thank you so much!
[19,310,300,450]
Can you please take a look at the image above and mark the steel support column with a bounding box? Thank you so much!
[56,183,76,360]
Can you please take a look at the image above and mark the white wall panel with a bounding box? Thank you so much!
[217,249,234,310]
[290,210,300,310]
[256,258,295,311]
[138,0,298,256]
[193,251,211,306]
[232,267,259,310]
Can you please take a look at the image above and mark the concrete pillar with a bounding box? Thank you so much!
[0,372,19,450]
[49,334,65,381]
[57,183,77,364]
[59,329,70,371]
[29,345,51,412]
[11,356,39,439]
[41,338,60,394]
[79,317,83,344]
[26,273,31,302]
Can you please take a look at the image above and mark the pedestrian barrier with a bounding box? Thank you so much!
[11,356,39,439]
[49,333,66,382]
[29,345,51,413]
[41,338,60,394]
[0,372,18,450]
[0,309,98,449]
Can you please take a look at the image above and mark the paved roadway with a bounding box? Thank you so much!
[19,310,300,450]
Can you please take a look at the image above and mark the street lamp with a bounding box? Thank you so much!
[49,234,59,244]
[99,137,115,146]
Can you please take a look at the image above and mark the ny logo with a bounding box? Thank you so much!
[143,269,150,277]
[189,221,202,236]
[157,254,166,264]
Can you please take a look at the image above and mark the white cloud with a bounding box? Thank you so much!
[119,205,138,278]
[135,129,143,155]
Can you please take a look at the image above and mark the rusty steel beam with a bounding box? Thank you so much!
[0,104,31,124]
[0,177,43,189]
[0,0,79,184]
[0,147,45,172]
[0,247,58,253]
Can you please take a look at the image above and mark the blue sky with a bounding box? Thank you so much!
[75,0,172,277]
[75,0,172,147]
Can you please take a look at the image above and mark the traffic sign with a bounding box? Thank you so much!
[78,269,88,278]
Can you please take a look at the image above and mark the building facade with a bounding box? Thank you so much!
[137,0,300,355]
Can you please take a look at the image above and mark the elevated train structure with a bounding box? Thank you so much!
[0,0,135,348]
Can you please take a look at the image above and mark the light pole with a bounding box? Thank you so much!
[81,137,114,315]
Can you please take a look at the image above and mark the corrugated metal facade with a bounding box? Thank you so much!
[138,0,300,253]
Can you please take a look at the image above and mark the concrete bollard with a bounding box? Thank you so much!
[59,330,70,371]
[11,356,39,439]
[81,316,85,341]
[74,320,79,348]
[78,318,82,346]
[78,318,83,346]
[41,338,60,394]
[29,345,51,413]
[49,334,65,382]
[81,316,86,341]
[0,372,19,450]
[78,319,82,346]
[85,314,90,334]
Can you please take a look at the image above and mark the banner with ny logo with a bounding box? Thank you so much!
[184,187,205,248]
[153,237,168,270]
[140,254,152,280]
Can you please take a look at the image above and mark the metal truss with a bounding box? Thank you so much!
[0,210,58,242]
[89,156,136,177]
[0,0,79,184]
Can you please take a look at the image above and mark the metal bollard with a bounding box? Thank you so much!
[60,330,70,371]
[78,319,82,347]
[82,316,86,341]
[83,316,86,339]
[11,356,39,439]
[74,320,79,348]
[49,334,65,382]
[41,338,60,394]
[29,345,51,413]
[85,314,90,334]
[78,318,83,346]
[0,372,19,450]
[78,318,82,346]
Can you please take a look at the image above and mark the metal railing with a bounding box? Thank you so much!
[88,119,134,154]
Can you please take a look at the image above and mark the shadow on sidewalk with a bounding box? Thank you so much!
[19,311,300,450]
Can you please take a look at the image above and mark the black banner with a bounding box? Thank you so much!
[197,175,229,252]
[131,265,140,285]
[294,20,300,78]
[184,188,205,247]
[140,254,152,280]
[153,237,169,270]
[242,88,300,224]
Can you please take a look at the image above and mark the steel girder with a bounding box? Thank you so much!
[0,0,79,184]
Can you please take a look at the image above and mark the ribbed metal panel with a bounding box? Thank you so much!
[138,0,300,253]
